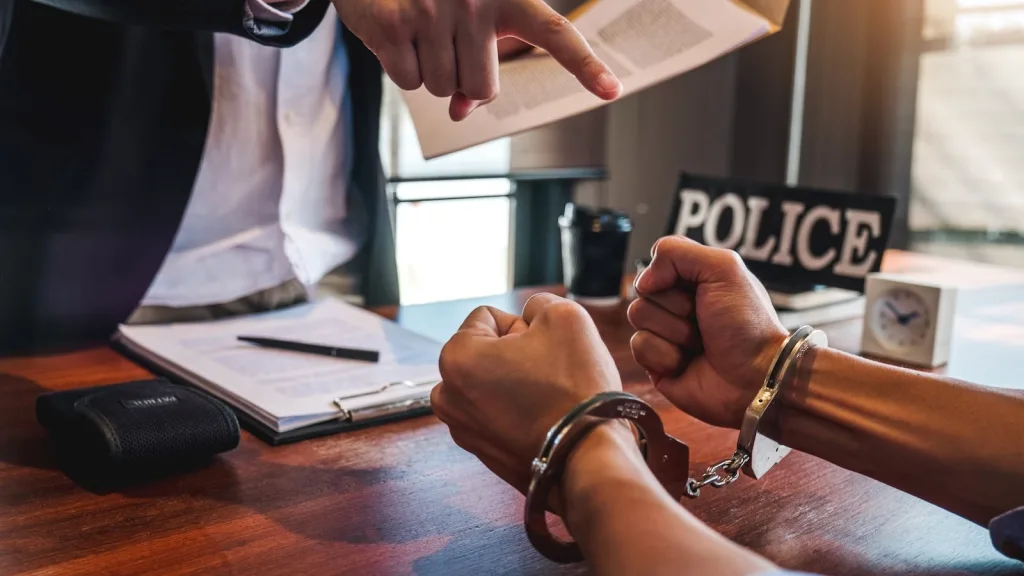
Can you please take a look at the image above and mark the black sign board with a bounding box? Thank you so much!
[666,174,897,292]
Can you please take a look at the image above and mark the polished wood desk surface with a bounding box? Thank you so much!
[2,252,1023,575]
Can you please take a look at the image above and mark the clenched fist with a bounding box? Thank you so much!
[629,237,789,429]
[431,294,623,494]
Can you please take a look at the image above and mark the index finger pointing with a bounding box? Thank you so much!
[496,0,622,100]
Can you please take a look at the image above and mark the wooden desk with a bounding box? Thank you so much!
[2,253,1023,575]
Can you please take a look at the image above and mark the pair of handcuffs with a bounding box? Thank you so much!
[524,326,828,563]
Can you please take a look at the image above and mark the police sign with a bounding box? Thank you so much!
[667,174,897,291]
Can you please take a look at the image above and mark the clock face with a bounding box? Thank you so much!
[870,288,933,350]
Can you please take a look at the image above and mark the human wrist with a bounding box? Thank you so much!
[557,420,778,575]
[753,331,790,386]
[562,428,669,554]
[776,343,841,414]
[750,327,827,442]
[561,421,654,525]
[772,344,859,454]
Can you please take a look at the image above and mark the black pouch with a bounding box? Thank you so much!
[36,379,240,489]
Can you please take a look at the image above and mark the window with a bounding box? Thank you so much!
[393,180,513,305]
[910,0,1024,266]
[379,81,515,304]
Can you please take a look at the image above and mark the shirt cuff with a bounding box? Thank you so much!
[248,0,310,22]
[243,0,312,37]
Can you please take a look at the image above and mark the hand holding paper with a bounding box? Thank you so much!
[336,0,623,121]
[402,0,790,158]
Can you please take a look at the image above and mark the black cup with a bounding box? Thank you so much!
[559,203,632,304]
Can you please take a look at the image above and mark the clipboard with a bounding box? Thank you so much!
[113,339,436,446]
[110,298,444,446]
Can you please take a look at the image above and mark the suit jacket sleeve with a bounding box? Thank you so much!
[25,0,330,46]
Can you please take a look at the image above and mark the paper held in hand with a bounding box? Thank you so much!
[401,0,791,159]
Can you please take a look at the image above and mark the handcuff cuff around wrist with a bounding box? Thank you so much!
[524,325,828,563]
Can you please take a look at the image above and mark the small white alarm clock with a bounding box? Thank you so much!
[860,273,958,368]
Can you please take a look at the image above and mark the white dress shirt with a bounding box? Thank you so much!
[141,3,364,308]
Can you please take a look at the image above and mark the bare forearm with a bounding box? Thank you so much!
[777,347,1024,525]
[562,425,775,576]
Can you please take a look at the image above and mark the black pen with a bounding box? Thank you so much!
[237,336,380,363]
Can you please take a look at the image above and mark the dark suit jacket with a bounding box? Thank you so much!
[0,0,400,354]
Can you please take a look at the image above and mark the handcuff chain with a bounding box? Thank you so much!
[683,450,750,498]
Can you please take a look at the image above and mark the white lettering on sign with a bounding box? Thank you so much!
[674,189,709,237]
[835,208,882,278]
[770,201,805,267]
[673,189,885,279]
[738,196,776,260]
[796,205,841,271]
[703,193,745,249]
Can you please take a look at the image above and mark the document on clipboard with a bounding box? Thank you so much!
[401,0,790,159]
[114,299,442,444]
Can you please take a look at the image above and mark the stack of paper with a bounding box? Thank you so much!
[116,299,442,435]
[403,0,790,158]
[767,285,867,330]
